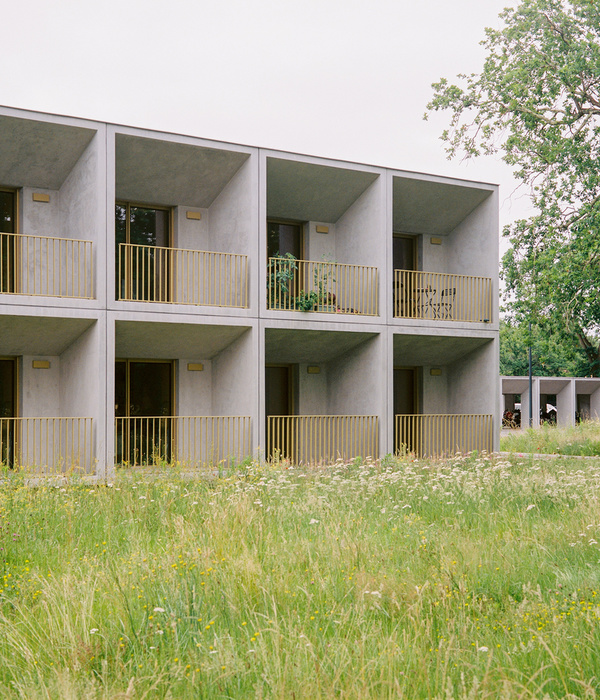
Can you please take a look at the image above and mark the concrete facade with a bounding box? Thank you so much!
[0,106,500,474]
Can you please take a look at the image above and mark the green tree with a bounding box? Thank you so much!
[426,0,600,375]
[500,319,595,376]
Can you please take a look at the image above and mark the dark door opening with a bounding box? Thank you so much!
[0,190,16,294]
[393,235,417,316]
[0,358,17,467]
[265,364,293,459]
[115,360,174,465]
[394,367,417,453]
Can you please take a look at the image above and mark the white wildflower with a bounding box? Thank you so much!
[309,518,319,525]
[90,628,99,635]
[526,504,535,511]
[153,607,165,613]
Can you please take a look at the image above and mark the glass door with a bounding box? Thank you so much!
[116,203,171,302]
[0,190,16,293]
[115,360,174,465]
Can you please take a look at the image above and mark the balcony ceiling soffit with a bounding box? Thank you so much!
[393,334,490,366]
[0,116,95,190]
[115,321,248,359]
[115,135,249,208]
[393,178,491,236]
[265,328,376,364]
[267,159,378,222]
[0,316,94,355]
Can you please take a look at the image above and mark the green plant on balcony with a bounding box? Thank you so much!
[268,252,297,309]
[295,261,337,312]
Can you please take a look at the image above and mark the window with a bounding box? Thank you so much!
[116,203,171,301]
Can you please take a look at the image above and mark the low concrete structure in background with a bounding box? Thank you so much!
[0,105,500,475]
[502,376,600,428]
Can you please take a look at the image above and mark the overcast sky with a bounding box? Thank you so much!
[2,0,531,239]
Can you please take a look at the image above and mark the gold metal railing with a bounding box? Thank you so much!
[393,270,492,323]
[267,415,379,464]
[118,243,248,308]
[115,416,252,467]
[0,232,94,298]
[0,417,94,474]
[395,414,493,458]
[267,257,378,316]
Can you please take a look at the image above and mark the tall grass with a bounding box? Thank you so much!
[501,420,600,455]
[0,455,600,697]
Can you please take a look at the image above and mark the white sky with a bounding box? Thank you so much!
[1,0,532,242]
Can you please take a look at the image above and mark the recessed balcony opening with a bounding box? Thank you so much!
[114,135,252,309]
[266,158,381,317]
[0,316,99,473]
[114,321,254,467]
[0,116,99,300]
[393,333,495,457]
[265,328,381,463]
[392,176,494,323]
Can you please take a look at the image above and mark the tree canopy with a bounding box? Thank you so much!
[426,0,600,375]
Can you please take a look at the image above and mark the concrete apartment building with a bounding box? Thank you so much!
[0,106,499,476]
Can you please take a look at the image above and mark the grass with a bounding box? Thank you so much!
[0,454,600,697]
[501,420,600,456]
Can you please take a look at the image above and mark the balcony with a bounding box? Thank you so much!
[267,415,379,464]
[393,270,492,323]
[1,233,94,299]
[267,258,378,316]
[114,415,252,467]
[395,414,493,458]
[0,417,94,474]
[117,244,249,308]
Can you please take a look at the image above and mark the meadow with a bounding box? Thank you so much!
[1,453,600,698]
[501,420,600,456]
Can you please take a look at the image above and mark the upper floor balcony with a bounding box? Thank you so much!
[393,269,492,323]
[114,131,254,311]
[1,231,94,299]
[267,256,378,316]
[0,112,101,303]
[117,242,248,308]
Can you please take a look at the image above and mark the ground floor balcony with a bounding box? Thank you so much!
[0,417,94,474]
[1,232,94,299]
[117,243,249,308]
[267,258,378,316]
[267,415,379,464]
[393,270,492,323]
[395,414,493,458]
[114,416,252,468]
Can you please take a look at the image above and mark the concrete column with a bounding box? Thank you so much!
[556,379,576,426]
[590,387,600,420]
[521,376,540,428]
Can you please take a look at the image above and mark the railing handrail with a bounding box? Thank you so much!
[393,267,492,283]
[2,231,92,245]
[120,242,247,259]
[270,256,377,273]
[1,416,94,421]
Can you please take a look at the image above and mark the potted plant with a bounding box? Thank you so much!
[313,262,336,312]
[267,253,297,309]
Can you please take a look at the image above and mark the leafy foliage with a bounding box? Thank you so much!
[426,0,600,374]
[500,318,595,375]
